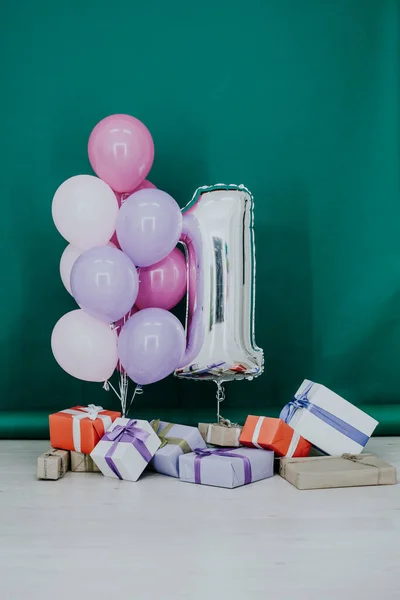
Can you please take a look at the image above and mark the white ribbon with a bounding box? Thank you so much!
[252,415,301,456]
[61,405,112,452]
[285,430,301,458]
[251,416,265,449]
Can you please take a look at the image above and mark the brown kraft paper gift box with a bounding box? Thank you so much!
[280,453,397,490]
[198,420,242,447]
[37,449,70,480]
[70,451,100,472]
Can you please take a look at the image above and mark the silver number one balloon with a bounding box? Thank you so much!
[176,184,264,383]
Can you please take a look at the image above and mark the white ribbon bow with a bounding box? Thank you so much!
[80,404,104,421]
[61,405,111,452]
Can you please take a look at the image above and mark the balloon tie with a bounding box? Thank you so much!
[120,192,130,204]
[103,379,123,405]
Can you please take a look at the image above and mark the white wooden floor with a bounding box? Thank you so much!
[0,438,399,600]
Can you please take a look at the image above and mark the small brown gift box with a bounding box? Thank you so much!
[280,453,397,490]
[37,448,70,480]
[70,451,100,473]
[198,420,242,447]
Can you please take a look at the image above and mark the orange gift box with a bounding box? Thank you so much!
[239,415,311,457]
[49,404,121,455]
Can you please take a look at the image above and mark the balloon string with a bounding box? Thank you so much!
[103,380,122,403]
[106,308,140,417]
[119,370,129,417]
[216,381,226,423]
[115,310,131,417]
[126,385,143,417]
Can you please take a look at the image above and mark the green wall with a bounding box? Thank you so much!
[1,0,399,438]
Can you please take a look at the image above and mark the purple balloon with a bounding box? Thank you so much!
[71,246,139,323]
[116,189,182,267]
[118,308,186,385]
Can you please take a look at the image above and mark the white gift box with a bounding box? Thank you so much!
[90,418,161,482]
[280,380,379,455]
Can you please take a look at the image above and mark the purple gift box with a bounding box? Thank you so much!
[151,420,206,478]
[179,446,274,488]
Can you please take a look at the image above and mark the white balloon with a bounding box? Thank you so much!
[60,241,116,295]
[51,309,118,382]
[59,245,83,295]
[52,175,118,250]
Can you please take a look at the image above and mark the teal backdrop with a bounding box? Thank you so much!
[1,0,399,438]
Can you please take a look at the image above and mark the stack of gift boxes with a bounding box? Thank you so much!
[37,379,397,489]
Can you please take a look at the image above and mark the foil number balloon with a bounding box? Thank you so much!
[176,184,263,382]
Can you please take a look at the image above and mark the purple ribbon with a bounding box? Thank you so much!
[193,447,252,485]
[279,381,369,447]
[103,420,151,480]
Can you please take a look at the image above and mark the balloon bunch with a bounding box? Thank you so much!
[51,114,187,414]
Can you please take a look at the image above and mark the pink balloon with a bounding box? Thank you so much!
[88,114,154,193]
[180,232,197,326]
[134,179,157,192]
[114,192,124,207]
[109,230,121,249]
[136,248,187,310]
[115,181,156,206]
